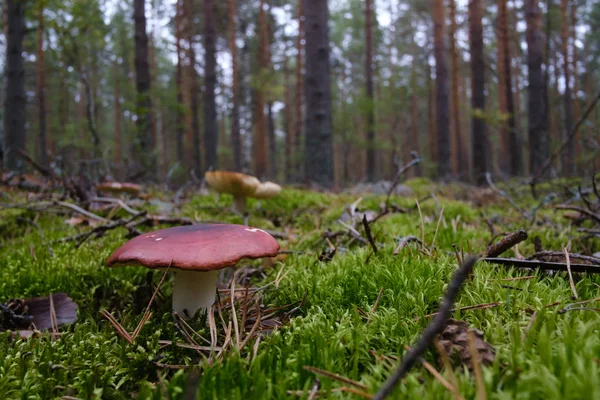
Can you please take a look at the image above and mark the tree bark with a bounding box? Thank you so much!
[448,0,462,177]
[497,0,520,175]
[304,0,334,187]
[204,0,217,172]
[2,0,26,171]
[113,63,123,179]
[175,0,184,164]
[294,0,304,182]
[365,0,375,181]
[228,0,241,171]
[427,60,437,168]
[560,0,574,175]
[133,0,155,178]
[36,4,47,167]
[254,0,268,179]
[570,2,580,167]
[284,56,293,181]
[525,0,549,175]
[468,0,489,185]
[433,0,451,179]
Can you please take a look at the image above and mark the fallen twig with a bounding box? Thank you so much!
[372,257,478,400]
[55,211,147,246]
[393,236,423,255]
[362,214,378,254]
[483,257,600,274]
[527,251,600,265]
[303,366,368,391]
[484,230,528,258]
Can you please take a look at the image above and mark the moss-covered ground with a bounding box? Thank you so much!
[1,178,599,399]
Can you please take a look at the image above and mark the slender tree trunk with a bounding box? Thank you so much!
[469,0,489,185]
[113,64,123,179]
[2,0,26,171]
[36,4,47,167]
[570,2,581,167]
[433,0,451,179]
[175,0,184,164]
[525,0,549,175]
[133,0,155,178]
[560,0,573,175]
[294,0,304,182]
[204,0,217,171]
[254,0,268,179]
[497,0,520,175]
[268,103,276,178]
[448,0,462,177]
[304,0,334,187]
[228,0,241,171]
[148,36,159,174]
[365,0,375,181]
[284,56,293,182]
[427,60,437,169]
[161,109,168,176]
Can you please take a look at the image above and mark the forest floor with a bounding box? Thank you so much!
[1,175,599,399]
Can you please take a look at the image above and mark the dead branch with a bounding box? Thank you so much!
[555,205,600,225]
[483,257,600,274]
[55,211,147,246]
[484,230,528,258]
[527,251,600,265]
[385,152,422,208]
[362,214,378,254]
[529,90,600,187]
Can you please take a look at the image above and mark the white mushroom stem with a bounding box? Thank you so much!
[233,195,247,214]
[172,269,220,318]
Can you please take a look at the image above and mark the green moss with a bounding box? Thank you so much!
[0,185,599,399]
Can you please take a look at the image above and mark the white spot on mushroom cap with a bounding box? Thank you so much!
[155,238,163,241]
[245,228,268,234]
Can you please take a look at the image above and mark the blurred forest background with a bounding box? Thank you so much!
[1,0,599,189]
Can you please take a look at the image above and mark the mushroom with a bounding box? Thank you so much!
[96,181,142,195]
[253,181,282,199]
[204,171,261,214]
[106,224,279,317]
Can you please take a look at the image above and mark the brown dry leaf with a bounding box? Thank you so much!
[437,319,495,371]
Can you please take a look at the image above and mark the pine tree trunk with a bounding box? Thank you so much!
[560,0,573,175]
[433,0,451,179]
[2,0,26,171]
[570,2,580,168]
[427,60,437,169]
[365,0,375,181]
[497,0,520,175]
[113,64,123,179]
[133,0,155,178]
[204,0,217,172]
[294,0,304,182]
[148,36,159,175]
[284,56,293,182]
[175,0,184,164]
[36,4,47,168]
[228,0,241,171]
[469,0,489,185]
[304,0,334,187]
[254,0,268,179]
[448,0,462,177]
[525,0,550,175]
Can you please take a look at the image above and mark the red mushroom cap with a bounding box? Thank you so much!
[106,224,280,271]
